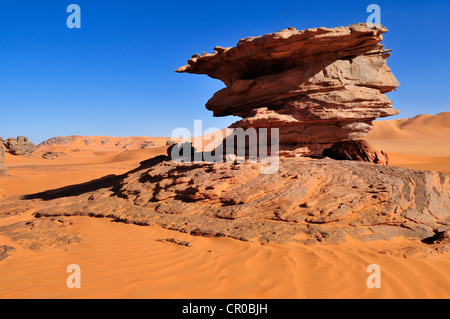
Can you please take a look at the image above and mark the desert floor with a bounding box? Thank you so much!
[0,115,449,299]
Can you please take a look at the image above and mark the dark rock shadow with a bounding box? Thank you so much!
[22,155,170,201]
[421,230,449,245]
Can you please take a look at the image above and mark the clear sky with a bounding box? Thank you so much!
[0,0,449,143]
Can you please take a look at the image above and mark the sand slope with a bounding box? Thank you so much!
[0,215,449,299]
[368,112,450,175]
[0,147,167,198]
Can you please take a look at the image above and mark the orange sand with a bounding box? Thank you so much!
[0,115,449,299]
[0,147,167,198]
[1,215,448,299]
[367,112,450,176]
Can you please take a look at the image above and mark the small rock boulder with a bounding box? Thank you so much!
[41,151,67,160]
[322,140,389,165]
[139,141,161,149]
[430,230,450,244]
[167,142,197,161]
[4,136,36,156]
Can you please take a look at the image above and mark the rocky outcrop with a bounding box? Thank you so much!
[37,136,78,148]
[0,143,6,175]
[4,136,36,156]
[41,152,68,160]
[37,135,167,152]
[2,156,449,245]
[177,23,399,157]
[139,141,162,149]
[378,244,450,258]
[0,217,80,251]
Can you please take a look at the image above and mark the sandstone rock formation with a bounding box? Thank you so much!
[4,136,36,156]
[177,23,399,158]
[1,156,448,245]
[37,136,78,148]
[0,143,6,175]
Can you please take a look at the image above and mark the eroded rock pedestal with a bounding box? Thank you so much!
[177,23,399,157]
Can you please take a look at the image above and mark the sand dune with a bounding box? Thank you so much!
[0,145,167,198]
[109,147,168,163]
[0,215,448,299]
[368,112,450,157]
[386,153,450,176]
[367,112,450,175]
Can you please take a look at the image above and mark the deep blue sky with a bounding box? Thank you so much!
[0,0,449,143]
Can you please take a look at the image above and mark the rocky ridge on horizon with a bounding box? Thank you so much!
[36,135,167,153]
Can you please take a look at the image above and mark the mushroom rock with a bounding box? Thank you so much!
[177,23,399,158]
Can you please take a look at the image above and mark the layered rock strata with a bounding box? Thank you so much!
[177,23,400,157]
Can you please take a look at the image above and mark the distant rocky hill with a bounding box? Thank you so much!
[37,135,171,153]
